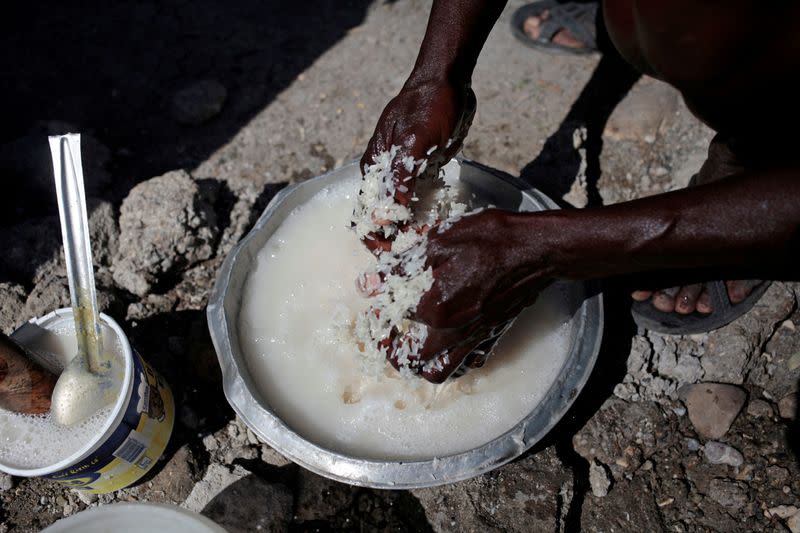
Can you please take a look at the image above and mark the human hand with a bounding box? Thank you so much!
[358,79,476,252]
[386,209,552,382]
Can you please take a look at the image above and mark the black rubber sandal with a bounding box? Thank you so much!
[631,280,772,335]
[511,0,599,56]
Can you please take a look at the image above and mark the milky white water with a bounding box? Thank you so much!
[238,176,573,460]
[0,323,122,471]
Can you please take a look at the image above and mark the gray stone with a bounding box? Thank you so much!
[0,282,26,334]
[703,441,744,468]
[172,80,227,126]
[202,434,219,452]
[126,293,177,321]
[84,200,120,269]
[686,438,701,452]
[589,459,612,497]
[113,170,219,295]
[0,473,14,492]
[746,399,774,419]
[24,273,70,318]
[74,490,97,505]
[788,511,800,533]
[750,306,800,399]
[573,398,666,477]
[707,479,749,510]
[614,331,708,402]
[766,465,790,487]
[685,383,746,439]
[766,505,799,520]
[704,283,796,384]
[183,464,248,512]
[779,393,798,420]
[261,445,292,468]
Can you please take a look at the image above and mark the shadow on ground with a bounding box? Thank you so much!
[792,377,800,462]
[0,0,374,226]
[518,10,641,208]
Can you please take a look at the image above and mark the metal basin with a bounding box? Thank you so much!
[207,159,603,488]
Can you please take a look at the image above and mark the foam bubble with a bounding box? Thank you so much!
[0,326,123,471]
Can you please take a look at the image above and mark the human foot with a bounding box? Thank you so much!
[523,9,587,49]
[631,280,763,315]
[511,1,599,54]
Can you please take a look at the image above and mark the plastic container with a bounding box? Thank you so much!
[0,309,175,493]
[42,502,227,532]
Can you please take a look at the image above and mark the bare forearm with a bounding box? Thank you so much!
[517,168,800,279]
[407,0,507,87]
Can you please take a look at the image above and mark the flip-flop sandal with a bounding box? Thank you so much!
[511,0,599,56]
[631,280,772,335]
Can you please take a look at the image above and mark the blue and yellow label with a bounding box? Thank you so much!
[45,351,174,493]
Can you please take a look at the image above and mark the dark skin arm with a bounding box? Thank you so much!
[359,0,506,252]
[416,168,800,331]
[362,0,800,382]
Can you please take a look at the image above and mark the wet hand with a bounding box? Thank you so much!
[358,79,476,252]
[387,209,552,382]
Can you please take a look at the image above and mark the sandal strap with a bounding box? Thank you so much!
[542,2,599,48]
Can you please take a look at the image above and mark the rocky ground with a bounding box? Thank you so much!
[1,1,798,531]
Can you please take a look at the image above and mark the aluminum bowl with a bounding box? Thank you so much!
[207,159,603,488]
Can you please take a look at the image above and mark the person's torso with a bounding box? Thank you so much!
[603,0,800,145]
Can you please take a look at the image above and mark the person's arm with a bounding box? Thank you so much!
[407,0,508,87]
[360,0,507,209]
[415,166,800,330]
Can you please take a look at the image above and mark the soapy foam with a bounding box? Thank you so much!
[239,175,572,460]
[0,324,123,471]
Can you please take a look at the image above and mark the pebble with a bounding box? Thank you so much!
[703,441,744,468]
[0,473,13,492]
[707,479,749,510]
[746,399,774,419]
[685,383,746,439]
[766,505,798,520]
[778,393,797,420]
[788,511,800,533]
[203,434,219,452]
[766,465,790,486]
[589,460,612,498]
[74,490,98,505]
[171,79,227,126]
[246,428,260,446]
[686,438,701,451]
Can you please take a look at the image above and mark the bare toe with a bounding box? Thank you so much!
[652,287,678,313]
[631,290,653,302]
[696,289,712,314]
[522,10,549,39]
[675,284,703,314]
[725,279,762,304]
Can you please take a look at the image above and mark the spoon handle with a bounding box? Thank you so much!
[49,134,106,375]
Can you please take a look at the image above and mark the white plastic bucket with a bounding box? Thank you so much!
[42,503,227,532]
